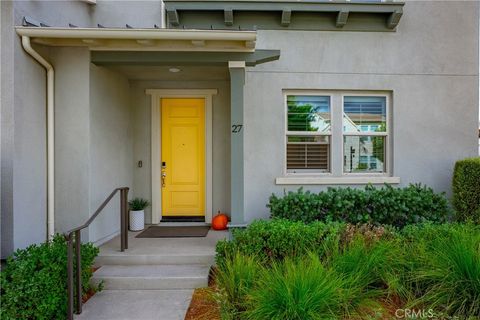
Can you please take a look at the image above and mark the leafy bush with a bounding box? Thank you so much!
[216,219,346,266]
[268,184,450,228]
[247,256,344,320]
[215,220,480,319]
[452,157,480,222]
[0,235,99,320]
[128,197,150,211]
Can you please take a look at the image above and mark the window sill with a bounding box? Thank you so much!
[275,176,400,185]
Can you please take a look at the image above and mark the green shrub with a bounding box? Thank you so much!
[0,235,99,320]
[215,252,261,319]
[215,219,346,266]
[247,255,344,320]
[268,184,450,228]
[215,221,480,319]
[452,157,480,222]
[326,236,403,302]
[402,223,480,316]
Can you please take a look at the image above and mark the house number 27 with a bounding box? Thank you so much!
[231,125,243,133]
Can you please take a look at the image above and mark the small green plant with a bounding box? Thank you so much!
[128,197,150,211]
[325,236,404,316]
[0,235,99,320]
[247,255,344,320]
[452,157,480,223]
[215,252,261,319]
[404,223,480,316]
[268,184,450,228]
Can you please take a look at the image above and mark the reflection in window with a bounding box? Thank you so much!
[344,136,385,173]
[343,96,386,133]
[287,95,331,173]
[287,96,330,132]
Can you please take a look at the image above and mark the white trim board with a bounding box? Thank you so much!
[146,89,217,224]
[276,176,400,185]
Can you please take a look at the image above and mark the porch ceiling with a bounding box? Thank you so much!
[106,65,230,81]
[15,26,257,52]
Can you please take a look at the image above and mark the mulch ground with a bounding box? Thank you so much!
[82,266,101,304]
[185,268,221,320]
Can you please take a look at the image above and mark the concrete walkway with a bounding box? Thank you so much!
[75,289,193,320]
[75,227,228,320]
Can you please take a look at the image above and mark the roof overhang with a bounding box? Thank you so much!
[15,27,257,52]
[91,50,280,67]
[164,0,404,31]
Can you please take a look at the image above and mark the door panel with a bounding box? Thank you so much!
[161,98,205,216]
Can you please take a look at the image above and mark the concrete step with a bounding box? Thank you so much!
[95,253,215,266]
[91,264,210,290]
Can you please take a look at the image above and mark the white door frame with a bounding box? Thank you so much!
[146,89,217,224]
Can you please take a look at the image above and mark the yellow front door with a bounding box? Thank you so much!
[161,98,205,217]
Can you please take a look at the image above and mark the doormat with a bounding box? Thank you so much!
[135,226,210,238]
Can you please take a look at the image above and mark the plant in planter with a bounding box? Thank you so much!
[128,198,150,231]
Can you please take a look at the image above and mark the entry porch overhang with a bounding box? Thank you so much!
[15,26,257,52]
[16,25,281,228]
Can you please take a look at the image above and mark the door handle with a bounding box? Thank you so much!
[161,161,167,188]
[161,171,166,188]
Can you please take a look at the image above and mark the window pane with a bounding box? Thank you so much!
[287,95,330,132]
[287,135,330,172]
[343,96,386,132]
[343,136,385,173]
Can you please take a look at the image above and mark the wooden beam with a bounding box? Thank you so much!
[224,9,234,26]
[387,9,403,29]
[281,9,291,27]
[167,9,180,27]
[336,10,349,28]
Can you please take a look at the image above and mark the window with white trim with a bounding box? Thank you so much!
[285,92,390,175]
[343,96,387,173]
[286,95,331,173]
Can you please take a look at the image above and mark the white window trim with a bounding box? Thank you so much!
[278,90,398,185]
[146,89,217,224]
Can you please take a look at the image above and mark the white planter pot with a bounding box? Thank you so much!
[129,210,145,231]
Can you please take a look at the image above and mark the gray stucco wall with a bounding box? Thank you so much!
[243,0,479,221]
[1,0,478,256]
[130,80,231,223]
[50,47,92,236]
[1,0,164,256]
[1,1,16,258]
[89,65,133,244]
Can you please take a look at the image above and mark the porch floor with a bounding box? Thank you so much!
[95,227,228,265]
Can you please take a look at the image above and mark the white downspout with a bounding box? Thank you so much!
[21,36,55,240]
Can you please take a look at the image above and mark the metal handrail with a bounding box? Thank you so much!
[64,187,129,320]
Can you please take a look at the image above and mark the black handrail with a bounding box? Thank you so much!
[64,187,129,320]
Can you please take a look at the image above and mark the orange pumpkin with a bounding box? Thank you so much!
[212,213,229,230]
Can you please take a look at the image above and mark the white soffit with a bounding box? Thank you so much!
[15,27,257,52]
